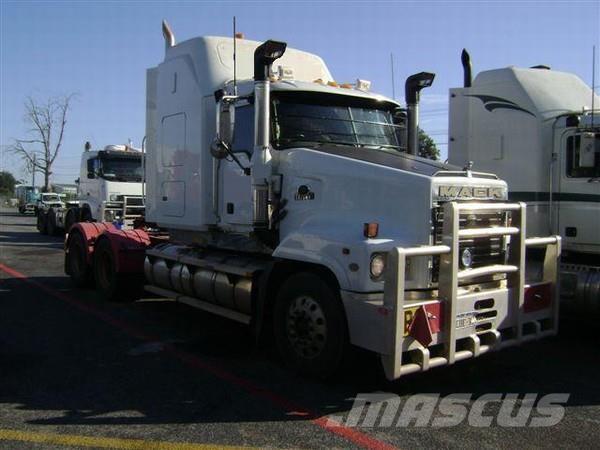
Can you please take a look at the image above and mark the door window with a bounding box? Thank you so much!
[566,133,600,178]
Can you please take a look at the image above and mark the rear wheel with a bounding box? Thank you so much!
[47,209,61,236]
[65,207,79,233]
[67,232,93,287]
[273,272,349,379]
[93,237,141,302]
[36,211,48,235]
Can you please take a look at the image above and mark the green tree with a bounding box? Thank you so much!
[0,171,17,196]
[418,129,440,160]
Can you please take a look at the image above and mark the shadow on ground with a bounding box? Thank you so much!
[0,272,599,428]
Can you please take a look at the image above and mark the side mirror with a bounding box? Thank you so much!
[219,104,233,145]
[211,96,236,160]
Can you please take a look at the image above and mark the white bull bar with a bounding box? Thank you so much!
[381,201,561,380]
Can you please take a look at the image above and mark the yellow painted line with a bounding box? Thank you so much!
[0,428,255,450]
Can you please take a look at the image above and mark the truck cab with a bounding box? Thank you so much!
[79,145,145,224]
[37,192,65,210]
[65,27,561,380]
[448,57,599,307]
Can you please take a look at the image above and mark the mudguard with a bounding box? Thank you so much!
[66,222,116,264]
[96,228,151,273]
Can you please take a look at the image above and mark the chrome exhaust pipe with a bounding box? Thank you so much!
[405,72,435,156]
[162,20,175,51]
[461,49,472,88]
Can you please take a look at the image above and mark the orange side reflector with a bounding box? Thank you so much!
[363,222,379,238]
[409,306,433,347]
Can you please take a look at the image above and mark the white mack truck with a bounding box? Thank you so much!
[38,143,145,235]
[449,50,600,312]
[64,22,561,380]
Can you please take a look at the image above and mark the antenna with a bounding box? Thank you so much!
[233,16,237,96]
[390,53,396,100]
[592,45,596,128]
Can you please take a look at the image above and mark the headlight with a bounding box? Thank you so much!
[109,194,118,201]
[461,248,473,268]
[370,253,386,279]
[104,209,118,222]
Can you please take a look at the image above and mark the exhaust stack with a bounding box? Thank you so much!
[251,39,287,226]
[253,40,287,153]
[162,20,175,51]
[461,49,472,88]
[405,72,435,156]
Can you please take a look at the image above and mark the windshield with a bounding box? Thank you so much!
[272,92,405,151]
[100,156,142,182]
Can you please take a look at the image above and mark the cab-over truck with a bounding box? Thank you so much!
[38,143,145,235]
[65,22,561,379]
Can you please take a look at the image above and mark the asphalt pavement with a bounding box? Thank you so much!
[0,207,598,449]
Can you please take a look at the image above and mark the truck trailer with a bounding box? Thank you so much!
[65,23,561,380]
[38,143,145,235]
[448,50,599,312]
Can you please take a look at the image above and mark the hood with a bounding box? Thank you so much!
[314,144,452,177]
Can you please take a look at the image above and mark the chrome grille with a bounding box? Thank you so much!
[432,204,508,282]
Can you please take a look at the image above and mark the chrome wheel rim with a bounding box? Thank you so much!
[286,296,327,359]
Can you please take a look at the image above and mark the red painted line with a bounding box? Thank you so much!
[0,262,397,450]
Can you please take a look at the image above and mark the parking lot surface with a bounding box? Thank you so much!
[1,208,599,449]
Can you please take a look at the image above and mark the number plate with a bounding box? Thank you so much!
[456,312,477,329]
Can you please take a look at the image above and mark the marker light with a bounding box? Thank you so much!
[356,79,371,91]
[277,66,294,80]
[364,222,379,238]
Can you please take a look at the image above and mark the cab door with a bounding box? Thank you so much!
[219,101,255,230]
[557,131,600,253]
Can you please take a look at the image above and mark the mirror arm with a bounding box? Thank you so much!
[223,142,251,175]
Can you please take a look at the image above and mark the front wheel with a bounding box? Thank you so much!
[273,272,349,379]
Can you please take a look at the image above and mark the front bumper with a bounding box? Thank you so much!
[341,201,561,380]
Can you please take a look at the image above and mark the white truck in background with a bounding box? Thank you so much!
[64,23,561,380]
[448,50,600,312]
[37,143,145,235]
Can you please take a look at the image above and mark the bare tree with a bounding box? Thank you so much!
[10,94,76,192]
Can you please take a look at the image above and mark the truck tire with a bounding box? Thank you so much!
[273,272,349,379]
[65,207,79,232]
[36,211,48,235]
[47,209,61,236]
[81,207,92,222]
[93,237,141,302]
[66,232,93,287]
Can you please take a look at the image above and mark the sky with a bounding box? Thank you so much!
[1,0,599,185]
